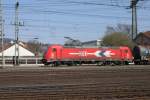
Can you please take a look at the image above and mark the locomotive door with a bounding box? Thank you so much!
[52,48,57,60]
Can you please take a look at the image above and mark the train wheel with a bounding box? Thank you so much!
[78,61,82,66]
[67,63,73,66]
[143,60,148,65]
[134,61,140,65]
[44,62,49,66]
[113,61,121,65]
[125,61,129,65]
[97,62,103,66]
[110,62,115,66]
[73,62,77,66]
[52,62,60,67]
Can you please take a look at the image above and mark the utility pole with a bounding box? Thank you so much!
[130,0,139,40]
[0,0,4,68]
[14,0,19,66]
[13,0,24,66]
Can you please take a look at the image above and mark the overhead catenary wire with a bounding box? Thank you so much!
[2,0,149,20]
[2,0,150,43]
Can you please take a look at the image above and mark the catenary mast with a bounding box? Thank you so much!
[0,0,4,67]
[130,0,139,40]
[14,0,19,65]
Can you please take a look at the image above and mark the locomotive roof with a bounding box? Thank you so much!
[50,44,129,49]
[63,45,123,49]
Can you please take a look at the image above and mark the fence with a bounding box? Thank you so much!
[0,57,43,66]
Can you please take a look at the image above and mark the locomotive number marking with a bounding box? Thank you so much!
[69,51,88,57]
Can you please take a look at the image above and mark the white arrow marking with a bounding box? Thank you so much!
[95,51,102,57]
[103,51,115,57]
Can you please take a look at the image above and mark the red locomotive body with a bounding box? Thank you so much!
[42,44,133,66]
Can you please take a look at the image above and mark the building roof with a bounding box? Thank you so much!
[135,31,150,40]
[143,31,150,38]
[134,31,150,46]
[0,43,35,57]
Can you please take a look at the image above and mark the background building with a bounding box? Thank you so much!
[134,31,150,46]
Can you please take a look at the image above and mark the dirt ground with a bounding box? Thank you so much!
[0,65,150,100]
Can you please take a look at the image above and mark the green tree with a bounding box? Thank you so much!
[102,32,134,49]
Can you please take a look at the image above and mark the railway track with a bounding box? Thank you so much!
[0,83,150,100]
[0,65,150,100]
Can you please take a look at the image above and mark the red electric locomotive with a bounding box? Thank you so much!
[42,44,133,66]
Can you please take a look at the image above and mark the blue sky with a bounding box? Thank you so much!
[3,0,150,44]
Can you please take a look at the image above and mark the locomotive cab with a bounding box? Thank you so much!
[119,47,133,64]
[42,44,62,65]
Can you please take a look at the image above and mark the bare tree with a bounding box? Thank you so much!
[105,24,131,37]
